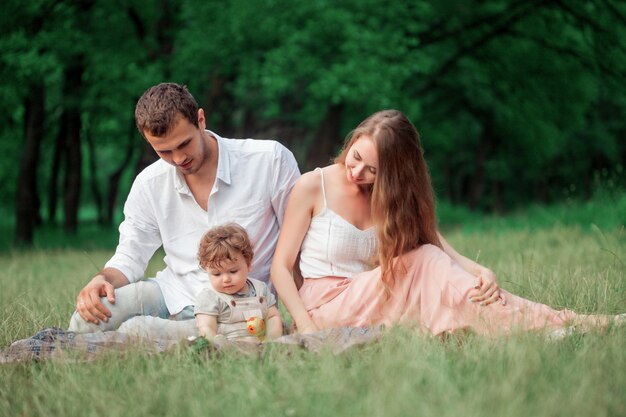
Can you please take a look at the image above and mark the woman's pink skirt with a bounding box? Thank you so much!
[299,244,576,336]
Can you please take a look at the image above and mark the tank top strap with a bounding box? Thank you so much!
[315,167,327,210]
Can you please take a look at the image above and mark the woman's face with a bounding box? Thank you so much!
[344,135,378,185]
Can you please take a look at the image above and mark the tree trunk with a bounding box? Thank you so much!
[305,104,344,171]
[47,112,66,224]
[468,144,486,210]
[444,162,455,204]
[15,82,45,245]
[105,119,136,225]
[468,119,496,210]
[85,121,104,224]
[202,71,234,136]
[492,180,503,214]
[62,63,84,234]
[535,178,549,203]
[135,140,158,177]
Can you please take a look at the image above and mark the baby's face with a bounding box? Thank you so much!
[207,255,250,294]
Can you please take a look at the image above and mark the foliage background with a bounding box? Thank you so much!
[1,0,625,246]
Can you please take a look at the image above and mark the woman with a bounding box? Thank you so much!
[271,109,622,336]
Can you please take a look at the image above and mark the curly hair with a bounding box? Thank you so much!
[197,223,254,270]
[134,82,199,137]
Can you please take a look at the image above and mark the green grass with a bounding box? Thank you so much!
[1,330,624,417]
[0,196,624,416]
[1,221,625,417]
[437,192,626,232]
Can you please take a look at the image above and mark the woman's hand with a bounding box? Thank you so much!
[468,266,506,306]
[437,232,505,307]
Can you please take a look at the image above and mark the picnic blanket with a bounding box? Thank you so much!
[0,326,383,364]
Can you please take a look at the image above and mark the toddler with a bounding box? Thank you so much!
[195,223,282,341]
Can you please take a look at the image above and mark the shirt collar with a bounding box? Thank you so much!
[173,130,232,195]
[212,130,232,186]
[234,279,254,296]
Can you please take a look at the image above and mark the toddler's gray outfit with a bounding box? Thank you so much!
[194,278,275,340]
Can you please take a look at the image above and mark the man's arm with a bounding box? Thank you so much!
[75,176,162,324]
[269,143,301,226]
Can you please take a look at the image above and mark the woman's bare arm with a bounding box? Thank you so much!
[271,172,321,333]
[437,232,505,306]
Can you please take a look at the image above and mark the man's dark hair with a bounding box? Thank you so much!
[135,83,199,137]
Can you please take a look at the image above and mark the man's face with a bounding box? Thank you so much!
[143,110,208,176]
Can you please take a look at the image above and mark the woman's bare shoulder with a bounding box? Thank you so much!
[284,169,323,215]
[295,164,344,193]
[295,168,324,193]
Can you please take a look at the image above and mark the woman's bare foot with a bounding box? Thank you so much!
[571,314,614,331]
[547,313,625,341]
[613,313,626,326]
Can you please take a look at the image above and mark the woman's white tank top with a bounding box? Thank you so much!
[298,168,378,279]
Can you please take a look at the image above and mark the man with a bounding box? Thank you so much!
[68,83,300,337]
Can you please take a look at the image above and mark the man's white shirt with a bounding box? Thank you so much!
[105,131,300,314]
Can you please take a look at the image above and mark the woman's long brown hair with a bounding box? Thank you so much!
[335,110,441,292]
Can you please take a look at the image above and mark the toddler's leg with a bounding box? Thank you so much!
[67,280,169,333]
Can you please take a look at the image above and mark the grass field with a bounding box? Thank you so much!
[1,199,625,417]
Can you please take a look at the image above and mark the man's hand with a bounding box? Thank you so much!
[468,267,506,306]
[76,274,115,324]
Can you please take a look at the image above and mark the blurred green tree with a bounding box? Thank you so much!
[1,0,625,246]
